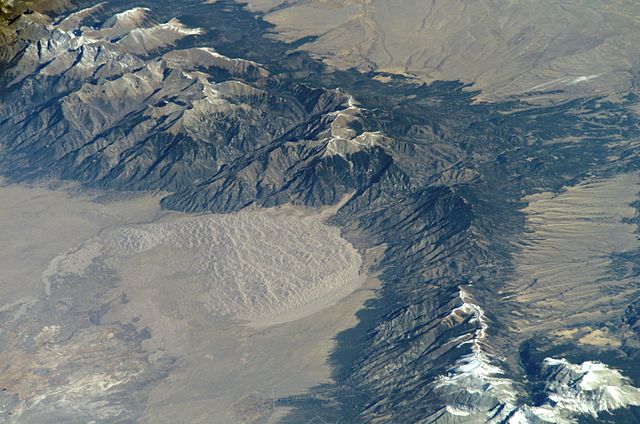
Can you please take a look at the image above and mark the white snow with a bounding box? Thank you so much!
[437,288,508,385]
[434,287,520,421]
[445,405,471,416]
[322,94,387,158]
[541,357,640,418]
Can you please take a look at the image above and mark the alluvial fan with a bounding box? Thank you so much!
[1,1,640,423]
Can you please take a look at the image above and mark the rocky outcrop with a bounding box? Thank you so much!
[2,2,640,423]
[0,6,393,210]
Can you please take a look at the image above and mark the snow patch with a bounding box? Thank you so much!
[538,357,640,419]
[323,94,387,158]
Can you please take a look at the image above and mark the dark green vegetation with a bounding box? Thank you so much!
[2,0,640,422]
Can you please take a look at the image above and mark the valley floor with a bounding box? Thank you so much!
[0,181,378,423]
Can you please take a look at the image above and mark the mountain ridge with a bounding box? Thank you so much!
[2,1,640,422]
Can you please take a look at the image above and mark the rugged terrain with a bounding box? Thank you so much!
[0,0,69,45]
[1,0,640,423]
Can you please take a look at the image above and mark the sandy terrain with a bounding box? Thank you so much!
[506,173,640,344]
[0,179,163,310]
[0,181,379,423]
[238,0,640,101]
